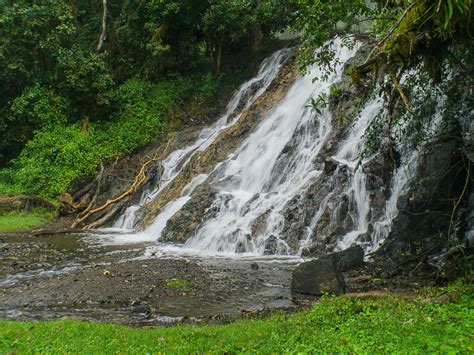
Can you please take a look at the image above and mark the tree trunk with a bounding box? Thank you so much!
[97,0,108,52]
[212,39,223,77]
[250,26,264,52]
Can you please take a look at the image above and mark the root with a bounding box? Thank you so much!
[447,157,471,239]
[71,140,172,229]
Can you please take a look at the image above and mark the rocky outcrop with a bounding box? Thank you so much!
[461,112,474,248]
[330,246,365,272]
[161,184,218,243]
[291,256,346,296]
[374,128,471,276]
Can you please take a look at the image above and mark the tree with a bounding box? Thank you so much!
[203,0,294,76]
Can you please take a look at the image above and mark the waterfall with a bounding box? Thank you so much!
[111,48,292,231]
[184,39,360,254]
[90,40,442,259]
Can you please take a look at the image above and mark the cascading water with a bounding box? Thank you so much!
[368,95,445,253]
[184,40,360,254]
[91,39,443,259]
[332,98,383,251]
[111,48,292,231]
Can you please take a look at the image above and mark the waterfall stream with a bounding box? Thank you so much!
[112,48,293,232]
[90,39,441,258]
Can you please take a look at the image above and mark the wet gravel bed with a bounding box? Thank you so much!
[0,233,300,325]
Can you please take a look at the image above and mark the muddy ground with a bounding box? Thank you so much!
[0,232,434,326]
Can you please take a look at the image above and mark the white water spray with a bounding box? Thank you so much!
[111,48,292,231]
[184,39,360,254]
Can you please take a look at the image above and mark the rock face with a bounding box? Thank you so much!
[329,246,365,272]
[461,112,474,248]
[375,133,468,275]
[291,257,346,296]
[161,184,218,243]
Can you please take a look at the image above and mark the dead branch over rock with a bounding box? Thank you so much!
[71,141,171,229]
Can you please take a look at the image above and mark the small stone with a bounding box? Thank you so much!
[251,262,259,270]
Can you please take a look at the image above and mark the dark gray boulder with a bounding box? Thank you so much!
[291,257,346,296]
[329,246,365,272]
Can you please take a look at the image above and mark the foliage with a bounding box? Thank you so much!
[0,281,472,352]
[293,0,372,74]
[203,0,295,74]
[11,77,191,198]
[0,0,292,199]
[0,208,54,232]
[14,125,100,198]
[295,0,472,151]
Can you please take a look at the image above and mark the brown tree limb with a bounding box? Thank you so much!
[362,0,420,66]
[71,163,106,228]
[447,157,471,238]
[389,74,413,114]
[85,203,124,230]
[72,140,172,229]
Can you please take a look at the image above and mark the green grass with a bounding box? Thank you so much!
[166,278,191,291]
[0,209,53,232]
[0,281,472,353]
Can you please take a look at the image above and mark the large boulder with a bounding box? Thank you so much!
[291,256,346,296]
[329,246,365,272]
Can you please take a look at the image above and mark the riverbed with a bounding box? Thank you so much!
[0,232,305,325]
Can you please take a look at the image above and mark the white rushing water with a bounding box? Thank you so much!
[332,98,384,251]
[111,48,292,232]
[90,39,441,258]
[184,39,360,254]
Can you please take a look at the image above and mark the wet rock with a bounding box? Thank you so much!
[161,184,217,243]
[291,257,346,296]
[131,305,152,319]
[328,246,365,272]
[377,134,467,274]
[263,235,279,255]
[300,242,326,257]
[250,262,259,270]
[323,157,338,174]
[251,212,269,238]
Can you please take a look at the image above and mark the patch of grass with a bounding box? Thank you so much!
[0,209,54,232]
[166,278,191,291]
[0,280,472,353]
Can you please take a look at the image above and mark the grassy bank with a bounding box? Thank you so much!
[1,281,472,353]
[0,209,54,232]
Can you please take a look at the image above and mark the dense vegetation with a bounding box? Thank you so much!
[0,0,294,199]
[295,0,473,152]
[1,281,472,353]
[0,0,471,203]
